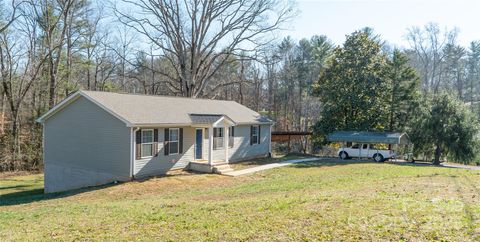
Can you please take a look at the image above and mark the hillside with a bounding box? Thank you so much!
[1,160,480,240]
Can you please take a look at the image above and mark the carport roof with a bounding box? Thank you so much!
[327,131,410,145]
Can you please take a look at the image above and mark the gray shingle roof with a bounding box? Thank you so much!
[69,91,272,126]
[189,114,223,124]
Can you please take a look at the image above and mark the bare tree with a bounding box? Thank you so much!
[0,4,49,170]
[406,23,458,93]
[30,0,75,108]
[115,0,295,97]
[113,24,136,92]
[0,0,23,136]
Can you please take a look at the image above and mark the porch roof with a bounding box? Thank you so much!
[189,114,235,126]
[189,114,222,124]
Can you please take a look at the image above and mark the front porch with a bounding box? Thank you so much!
[188,114,235,174]
[189,160,234,174]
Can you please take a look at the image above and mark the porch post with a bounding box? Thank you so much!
[208,126,213,165]
[224,126,229,164]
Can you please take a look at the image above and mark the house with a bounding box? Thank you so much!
[37,91,273,193]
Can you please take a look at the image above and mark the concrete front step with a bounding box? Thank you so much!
[212,164,234,174]
[189,161,233,174]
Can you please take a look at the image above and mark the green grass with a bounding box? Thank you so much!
[2,159,480,241]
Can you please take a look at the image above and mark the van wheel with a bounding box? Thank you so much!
[339,151,349,160]
[373,154,384,162]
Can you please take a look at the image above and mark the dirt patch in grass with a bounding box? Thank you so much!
[0,170,42,179]
[229,153,314,170]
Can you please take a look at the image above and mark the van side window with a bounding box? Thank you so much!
[363,144,368,149]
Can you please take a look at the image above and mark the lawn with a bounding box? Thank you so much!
[1,159,480,241]
[228,153,312,170]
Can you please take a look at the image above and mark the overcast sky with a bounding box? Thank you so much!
[282,0,480,47]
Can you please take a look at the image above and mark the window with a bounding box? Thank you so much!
[228,126,234,148]
[169,128,179,154]
[141,129,154,158]
[362,144,368,149]
[213,128,224,150]
[351,144,359,149]
[251,125,259,145]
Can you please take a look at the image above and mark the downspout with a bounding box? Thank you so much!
[269,123,273,157]
[131,127,140,180]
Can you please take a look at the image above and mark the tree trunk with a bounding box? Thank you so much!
[48,57,56,109]
[0,91,5,135]
[433,144,442,165]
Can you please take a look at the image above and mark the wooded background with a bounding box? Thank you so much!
[1,0,479,171]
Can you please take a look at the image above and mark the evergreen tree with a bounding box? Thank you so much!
[385,50,420,132]
[409,93,479,165]
[312,30,389,143]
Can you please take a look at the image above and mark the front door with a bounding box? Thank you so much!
[195,129,203,160]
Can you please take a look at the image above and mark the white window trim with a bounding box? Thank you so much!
[169,128,179,155]
[213,127,224,150]
[141,129,154,159]
[252,125,260,145]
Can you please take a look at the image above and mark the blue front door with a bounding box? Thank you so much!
[195,129,203,159]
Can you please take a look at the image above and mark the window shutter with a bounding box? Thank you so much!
[250,126,253,145]
[179,128,184,154]
[135,129,142,160]
[258,125,261,144]
[153,129,159,157]
[164,128,170,156]
[231,127,235,136]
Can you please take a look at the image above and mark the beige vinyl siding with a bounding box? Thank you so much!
[210,124,270,161]
[134,127,195,178]
[43,96,131,193]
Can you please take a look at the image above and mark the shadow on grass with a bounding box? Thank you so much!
[0,184,32,190]
[291,158,375,168]
[0,182,119,207]
[291,157,477,170]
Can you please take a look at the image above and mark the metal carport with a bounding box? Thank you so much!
[327,131,410,145]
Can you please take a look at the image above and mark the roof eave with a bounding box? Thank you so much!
[36,91,82,123]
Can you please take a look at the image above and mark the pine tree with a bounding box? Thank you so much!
[385,50,420,132]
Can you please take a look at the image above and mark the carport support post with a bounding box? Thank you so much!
[208,127,213,165]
